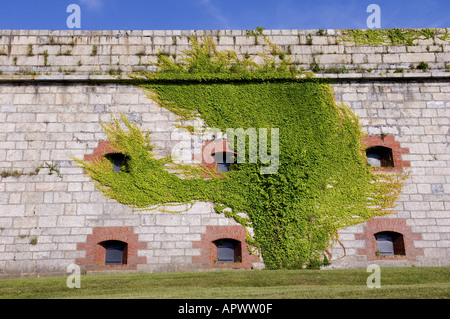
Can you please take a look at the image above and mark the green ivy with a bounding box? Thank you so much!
[74,35,405,269]
[339,28,440,46]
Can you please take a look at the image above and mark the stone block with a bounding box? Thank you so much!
[415,241,437,248]
[12,94,37,105]
[13,216,38,228]
[431,184,444,194]
[154,233,183,241]
[52,235,86,243]
[89,94,112,105]
[407,143,430,154]
[6,260,37,274]
[155,214,182,226]
[403,201,431,211]
[417,184,431,194]
[154,248,184,257]
[398,52,435,63]
[57,216,85,227]
[38,216,58,227]
[164,226,190,234]
[5,183,26,192]
[35,259,68,273]
[0,205,25,217]
[0,217,13,228]
[429,143,449,154]
[34,204,65,216]
[76,203,103,215]
[6,150,23,161]
[21,192,44,204]
[427,101,445,108]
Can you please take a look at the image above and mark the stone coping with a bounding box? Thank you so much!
[1,71,450,83]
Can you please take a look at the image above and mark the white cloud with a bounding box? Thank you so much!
[79,0,103,11]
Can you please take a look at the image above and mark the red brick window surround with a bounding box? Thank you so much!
[76,226,147,271]
[84,140,117,163]
[361,135,410,172]
[193,140,236,178]
[355,218,424,261]
[192,225,260,269]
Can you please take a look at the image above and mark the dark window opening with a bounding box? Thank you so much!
[104,153,128,172]
[366,146,394,168]
[100,240,128,265]
[375,231,405,256]
[217,162,230,173]
[214,239,241,263]
[212,152,234,173]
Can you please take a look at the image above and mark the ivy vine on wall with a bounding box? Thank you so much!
[73,35,406,269]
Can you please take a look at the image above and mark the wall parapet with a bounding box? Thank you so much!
[3,72,450,84]
[1,28,450,78]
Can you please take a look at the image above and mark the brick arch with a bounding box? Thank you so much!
[83,140,116,163]
[193,139,236,178]
[361,135,410,172]
[192,225,260,269]
[355,218,424,261]
[76,226,147,270]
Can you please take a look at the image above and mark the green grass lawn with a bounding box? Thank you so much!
[0,267,448,299]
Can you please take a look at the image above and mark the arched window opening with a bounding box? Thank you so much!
[366,146,394,168]
[214,239,241,263]
[212,151,234,173]
[104,153,128,172]
[375,231,405,256]
[100,240,128,265]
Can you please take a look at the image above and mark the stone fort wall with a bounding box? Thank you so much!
[0,29,449,276]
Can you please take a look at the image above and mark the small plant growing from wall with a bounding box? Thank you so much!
[0,166,40,178]
[316,29,326,36]
[43,50,49,66]
[136,49,146,57]
[26,44,34,57]
[416,61,429,72]
[44,161,62,178]
[310,57,321,72]
[246,26,265,45]
[107,68,122,75]
[91,45,98,56]
[1,170,22,178]
[56,49,72,56]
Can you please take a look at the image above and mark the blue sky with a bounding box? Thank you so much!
[0,0,449,30]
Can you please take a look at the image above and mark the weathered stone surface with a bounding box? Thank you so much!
[0,31,449,275]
